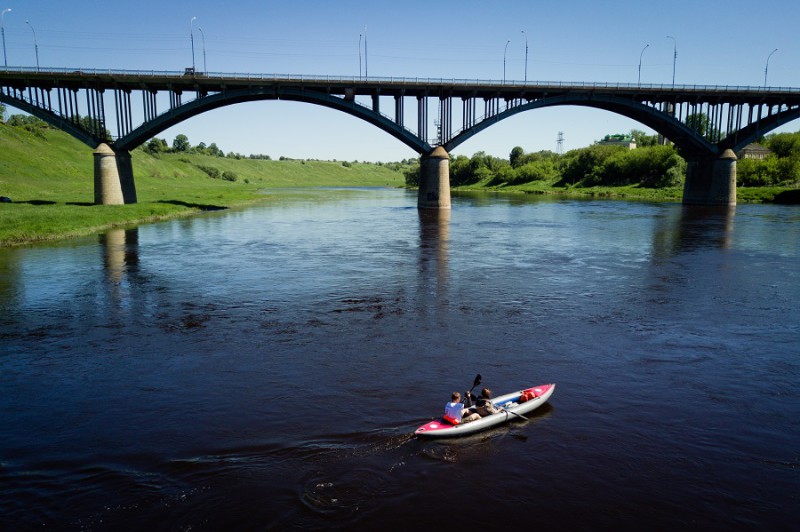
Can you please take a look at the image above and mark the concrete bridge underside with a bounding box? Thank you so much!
[2,70,799,209]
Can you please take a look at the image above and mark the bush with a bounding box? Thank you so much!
[7,114,51,138]
[222,171,238,182]
[197,165,221,179]
[562,145,684,188]
[403,164,420,187]
[560,145,624,186]
[512,159,558,184]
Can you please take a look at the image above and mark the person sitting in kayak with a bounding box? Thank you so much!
[443,391,481,425]
[466,388,499,417]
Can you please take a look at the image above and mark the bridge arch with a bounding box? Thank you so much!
[115,88,430,153]
[726,107,800,153]
[444,93,718,158]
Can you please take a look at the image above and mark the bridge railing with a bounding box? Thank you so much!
[2,66,799,94]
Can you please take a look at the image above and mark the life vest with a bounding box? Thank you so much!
[443,414,460,425]
[444,401,463,424]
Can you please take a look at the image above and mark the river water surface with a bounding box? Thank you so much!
[1,188,798,530]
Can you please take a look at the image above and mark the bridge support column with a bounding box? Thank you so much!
[418,146,451,210]
[682,149,737,206]
[94,143,125,205]
[93,144,138,205]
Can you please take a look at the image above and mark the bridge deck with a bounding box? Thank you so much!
[2,68,799,104]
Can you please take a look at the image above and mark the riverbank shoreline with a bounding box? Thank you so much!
[2,122,796,247]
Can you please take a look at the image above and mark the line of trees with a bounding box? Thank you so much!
[404,123,800,189]
[405,131,687,189]
[737,132,800,186]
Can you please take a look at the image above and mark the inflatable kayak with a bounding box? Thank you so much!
[414,383,555,438]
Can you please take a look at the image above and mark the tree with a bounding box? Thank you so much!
[143,137,169,154]
[685,113,708,136]
[764,132,800,158]
[510,146,525,168]
[685,113,722,142]
[0,103,6,122]
[172,134,191,152]
[630,129,658,147]
[207,142,223,157]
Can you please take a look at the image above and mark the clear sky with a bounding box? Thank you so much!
[2,0,799,161]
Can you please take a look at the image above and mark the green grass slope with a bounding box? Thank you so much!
[0,123,405,245]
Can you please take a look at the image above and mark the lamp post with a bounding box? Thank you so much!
[764,48,778,88]
[358,33,362,79]
[521,30,528,83]
[25,21,39,71]
[189,16,196,72]
[503,39,510,84]
[1,8,11,68]
[638,43,649,86]
[198,26,206,72]
[666,35,676,87]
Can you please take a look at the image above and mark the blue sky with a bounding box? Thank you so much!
[2,0,799,161]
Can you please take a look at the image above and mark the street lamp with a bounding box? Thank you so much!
[503,39,510,84]
[666,35,677,87]
[189,16,196,72]
[358,33,362,79]
[764,48,778,88]
[26,20,39,71]
[364,25,368,78]
[198,26,206,72]
[1,8,11,68]
[638,43,649,86]
[521,30,528,83]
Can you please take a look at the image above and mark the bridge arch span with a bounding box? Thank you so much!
[115,88,429,153]
[726,107,800,153]
[444,93,717,157]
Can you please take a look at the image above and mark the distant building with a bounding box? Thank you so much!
[598,133,636,150]
[738,143,771,160]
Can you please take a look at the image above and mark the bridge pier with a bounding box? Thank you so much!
[418,146,451,209]
[683,149,737,206]
[93,144,137,205]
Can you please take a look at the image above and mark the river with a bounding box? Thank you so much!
[1,188,798,530]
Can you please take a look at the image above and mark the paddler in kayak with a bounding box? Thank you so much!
[466,388,499,417]
[443,391,480,425]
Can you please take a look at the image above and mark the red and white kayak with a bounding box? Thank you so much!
[414,383,555,438]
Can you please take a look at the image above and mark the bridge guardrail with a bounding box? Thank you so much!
[1,66,799,94]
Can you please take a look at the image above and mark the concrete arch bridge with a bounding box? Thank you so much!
[2,68,799,208]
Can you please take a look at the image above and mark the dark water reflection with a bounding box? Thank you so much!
[1,189,798,530]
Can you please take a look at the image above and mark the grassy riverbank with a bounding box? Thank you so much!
[453,178,686,202]
[452,176,797,203]
[0,123,405,246]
